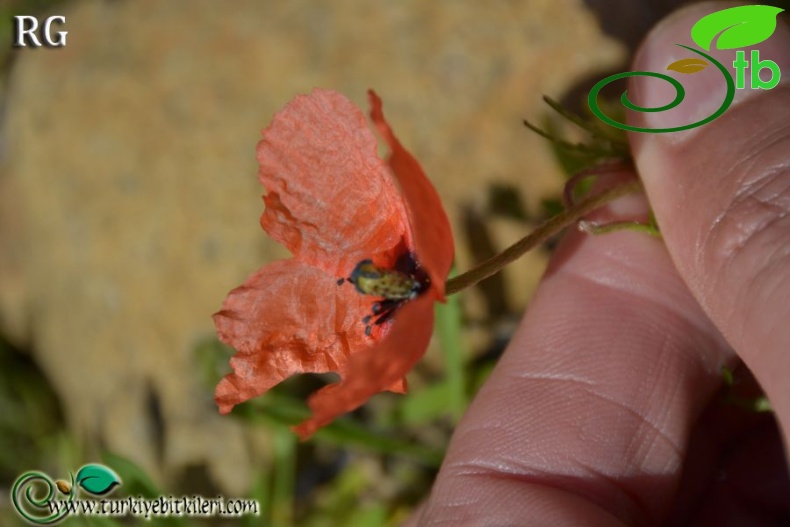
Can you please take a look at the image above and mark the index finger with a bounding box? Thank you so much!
[411,184,734,525]
[629,1,790,445]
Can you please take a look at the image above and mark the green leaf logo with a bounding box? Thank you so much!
[691,5,785,51]
[75,464,122,496]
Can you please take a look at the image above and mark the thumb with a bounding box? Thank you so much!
[628,2,790,444]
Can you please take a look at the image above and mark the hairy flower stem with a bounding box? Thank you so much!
[444,178,644,296]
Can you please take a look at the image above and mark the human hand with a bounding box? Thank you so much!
[408,3,790,525]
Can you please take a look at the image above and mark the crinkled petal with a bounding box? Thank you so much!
[292,295,435,439]
[368,90,455,300]
[258,89,412,277]
[214,259,374,414]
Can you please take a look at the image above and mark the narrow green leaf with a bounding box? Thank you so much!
[245,470,272,527]
[271,428,296,527]
[346,505,388,527]
[400,380,453,425]
[543,96,624,144]
[578,219,661,238]
[99,455,188,526]
[435,279,467,422]
[540,198,564,219]
[753,396,773,413]
[79,516,124,527]
[314,419,444,467]
[523,119,602,154]
[237,394,444,466]
[101,452,160,498]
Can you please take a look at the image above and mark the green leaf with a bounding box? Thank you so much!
[80,515,125,527]
[315,418,444,467]
[752,396,773,413]
[691,5,784,51]
[75,464,121,496]
[524,96,630,179]
[100,453,187,527]
[721,366,735,387]
[345,505,388,527]
[435,279,467,422]
[237,393,445,466]
[244,471,271,527]
[540,198,564,218]
[400,380,453,425]
[270,428,296,527]
[101,452,161,498]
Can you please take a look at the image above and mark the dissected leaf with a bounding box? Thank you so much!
[523,96,630,179]
[523,119,602,154]
[666,58,709,74]
[691,5,784,51]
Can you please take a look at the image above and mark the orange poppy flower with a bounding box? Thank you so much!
[213,89,454,439]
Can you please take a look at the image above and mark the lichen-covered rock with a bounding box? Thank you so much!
[0,0,621,493]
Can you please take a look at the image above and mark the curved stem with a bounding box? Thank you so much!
[444,178,644,296]
[563,159,633,208]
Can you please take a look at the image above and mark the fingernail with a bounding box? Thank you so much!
[627,2,790,143]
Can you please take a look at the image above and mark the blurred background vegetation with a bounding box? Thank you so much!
[0,0,622,526]
[0,0,733,525]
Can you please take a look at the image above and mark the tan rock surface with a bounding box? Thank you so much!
[0,0,621,493]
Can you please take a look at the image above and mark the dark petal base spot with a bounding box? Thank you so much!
[363,299,404,336]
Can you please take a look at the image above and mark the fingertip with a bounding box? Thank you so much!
[415,197,733,523]
[625,2,790,444]
[628,2,790,147]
